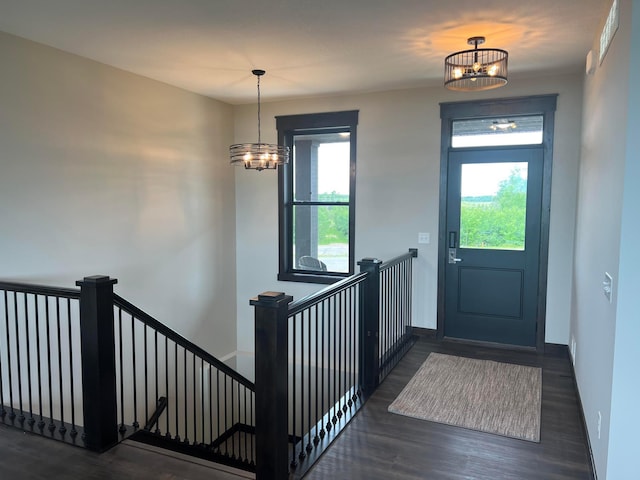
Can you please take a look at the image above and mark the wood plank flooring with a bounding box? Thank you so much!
[306,335,594,480]
[0,335,593,479]
[0,424,253,480]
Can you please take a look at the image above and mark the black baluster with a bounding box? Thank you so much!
[337,291,343,420]
[14,292,25,425]
[0,291,6,420]
[192,353,197,445]
[243,385,248,462]
[67,298,77,437]
[165,336,170,438]
[174,342,179,442]
[344,287,354,409]
[313,303,320,446]
[224,373,228,455]
[55,297,65,434]
[249,391,254,465]
[201,358,205,446]
[233,381,239,458]
[153,329,159,434]
[118,309,125,434]
[351,285,359,402]
[307,308,313,454]
[291,311,297,467]
[45,296,54,432]
[396,264,400,356]
[332,295,337,426]
[144,324,148,430]
[386,269,391,376]
[342,289,348,414]
[347,287,353,408]
[132,315,139,429]
[183,348,188,444]
[216,369,220,452]
[5,291,16,421]
[299,311,305,461]
[25,293,34,427]
[320,300,326,439]
[208,363,212,446]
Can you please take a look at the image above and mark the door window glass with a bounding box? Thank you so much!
[460,162,528,250]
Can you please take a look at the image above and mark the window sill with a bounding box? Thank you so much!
[278,272,349,285]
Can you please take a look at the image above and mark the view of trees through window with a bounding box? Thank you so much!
[314,143,350,271]
[317,192,349,243]
[460,163,528,250]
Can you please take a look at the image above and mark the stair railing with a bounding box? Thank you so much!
[1,276,256,471]
[112,292,256,470]
[1,247,418,479]
[251,248,418,479]
[0,281,84,445]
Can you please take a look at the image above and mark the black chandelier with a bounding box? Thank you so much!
[444,36,508,91]
[229,69,289,171]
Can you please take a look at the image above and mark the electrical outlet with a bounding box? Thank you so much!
[597,411,602,439]
[418,232,430,244]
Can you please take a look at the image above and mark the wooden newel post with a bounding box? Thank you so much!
[252,291,293,480]
[76,275,118,452]
[358,258,382,396]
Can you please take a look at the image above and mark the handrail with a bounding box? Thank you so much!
[113,293,254,391]
[0,280,80,299]
[380,248,418,271]
[288,271,368,316]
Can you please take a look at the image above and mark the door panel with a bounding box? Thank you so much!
[444,147,543,347]
[458,267,523,318]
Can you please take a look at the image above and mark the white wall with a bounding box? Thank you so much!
[606,5,640,477]
[0,32,238,358]
[234,73,584,355]
[572,0,637,477]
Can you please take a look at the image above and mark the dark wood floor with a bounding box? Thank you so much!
[0,425,253,479]
[307,335,594,480]
[0,336,593,479]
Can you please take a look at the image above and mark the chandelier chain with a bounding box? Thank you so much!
[256,74,261,145]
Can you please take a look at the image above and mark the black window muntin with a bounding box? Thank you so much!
[277,110,358,284]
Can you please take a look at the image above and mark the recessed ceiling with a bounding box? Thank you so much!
[0,0,609,104]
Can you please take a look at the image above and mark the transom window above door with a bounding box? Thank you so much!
[452,115,544,148]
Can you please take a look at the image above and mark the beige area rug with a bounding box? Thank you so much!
[388,353,542,442]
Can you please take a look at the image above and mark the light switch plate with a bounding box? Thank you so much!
[418,232,430,244]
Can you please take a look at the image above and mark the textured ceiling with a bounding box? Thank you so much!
[0,0,609,104]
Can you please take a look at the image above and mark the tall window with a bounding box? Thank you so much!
[277,111,358,283]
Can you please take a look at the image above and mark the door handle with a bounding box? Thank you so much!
[448,248,463,264]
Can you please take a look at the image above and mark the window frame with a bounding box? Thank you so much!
[277,110,359,284]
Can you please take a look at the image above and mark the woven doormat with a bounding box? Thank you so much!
[388,353,542,442]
